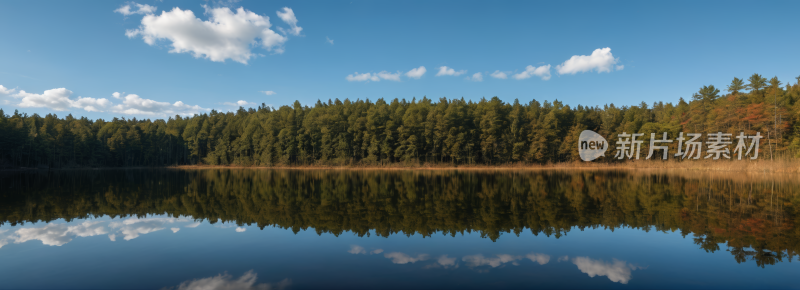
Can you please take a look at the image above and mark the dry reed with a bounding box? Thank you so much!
[170,158,800,174]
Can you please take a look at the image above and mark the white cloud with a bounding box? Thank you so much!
[346,72,380,82]
[276,7,302,36]
[14,88,73,111]
[108,234,116,241]
[466,72,483,82]
[490,70,508,79]
[114,2,157,16]
[111,93,208,116]
[13,88,71,110]
[384,252,429,264]
[185,222,201,228]
[348,245,366,254]
[171,271,291,290]
[572,257,640,284]
[556,47,621,75]
[72,96,114,112]
[405,66,426,79]
[347,68,419,82]
[512,65,551,80]
[0,85,16,95]
[125,6,289,64]
[436,66,467,76]
[208,0,242,8]
[261,90,276,95]
[558,255,569,262]
[235,227,247,232]
[224,100,254,106]
[326,37,334,45]
[171,228,180,233]
[14,88,112,112]
[371,249,384,254]
[377,71,401,81]
[462,254,522,268]
[6,87,205,116]
[526,253,550,265]
[616,65,625,71]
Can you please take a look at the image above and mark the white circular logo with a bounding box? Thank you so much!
[579,130,608,161]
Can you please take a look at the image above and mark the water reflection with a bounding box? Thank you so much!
[0,169,797,268]
[462,254,522,268]
[165,270,291,290]
[347,244,554,270]
[571,257,642,284]
[11,220,106,246]
[0,216,202,247]
[526,253,551,265]
[384,252,430,264]
[346,243,641,284]
[110,217,193,240]
[430,255,458,269]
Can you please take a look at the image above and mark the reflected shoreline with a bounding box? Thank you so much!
[6,162,800,175]
[1,169,796,267]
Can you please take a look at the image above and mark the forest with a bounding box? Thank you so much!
[1,73,799,167]
[0,169,796,267]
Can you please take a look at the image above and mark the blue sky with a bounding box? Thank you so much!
[0,0,799,119]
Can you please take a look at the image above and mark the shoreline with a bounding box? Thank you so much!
[174,159,800,173]
[4,159,795,173]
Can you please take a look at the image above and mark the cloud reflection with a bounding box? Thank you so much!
[167,270,291,290]
[462,254,522,268]
[384,252,430,264]
[345,248,552,270]
[572,257,641,284]
[526,253,551,265]
[348,245,366,254]
[0,216,203,248]
[348,245,384,255]
[0,221,108,247]
[422,255,459,269]
[109,217,189,240]
[438,255,457,267]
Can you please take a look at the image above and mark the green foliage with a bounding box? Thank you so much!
[1,74,800,167]
[727,77,746,95]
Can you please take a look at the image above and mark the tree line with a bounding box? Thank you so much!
[1,169,796,267]
[1,73,799,167]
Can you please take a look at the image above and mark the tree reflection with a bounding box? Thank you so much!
[0,169,796,267]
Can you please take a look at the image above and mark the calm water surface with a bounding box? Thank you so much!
[0,169,797,289]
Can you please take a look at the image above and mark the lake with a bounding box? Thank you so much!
[0,169,797,289]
